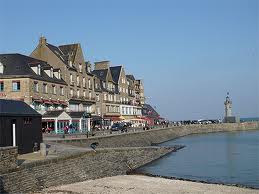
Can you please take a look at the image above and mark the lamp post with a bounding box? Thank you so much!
[83,111,91,138]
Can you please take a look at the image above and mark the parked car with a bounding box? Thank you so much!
[111,123,127,132]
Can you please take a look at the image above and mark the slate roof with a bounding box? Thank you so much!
[92,69,108,81]
[46,43,66,63]
[142,104,160,118]
[0,54,67,85]
[126,74,135,81]
[42,110,64,118]
[110,66,122,83]
[46,43,77,71]
[0,99,41,116]
[59,44,78,58]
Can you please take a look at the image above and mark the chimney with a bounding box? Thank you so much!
[39,36,47,45]
[86,62,92,72]
[94,61,110,70]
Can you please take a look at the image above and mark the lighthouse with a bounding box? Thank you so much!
[224,92,232,117]
[223,92,239,123]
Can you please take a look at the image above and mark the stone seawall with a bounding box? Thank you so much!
[0,147,17,174]
[53,122,259,148]
[0,147,173,193]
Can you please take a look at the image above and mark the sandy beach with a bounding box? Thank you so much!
[41,175,259,194]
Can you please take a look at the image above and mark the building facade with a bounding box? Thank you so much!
[0,36,147,132]
[30,37,95,114]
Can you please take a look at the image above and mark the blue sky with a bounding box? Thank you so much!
[0,0,258,120]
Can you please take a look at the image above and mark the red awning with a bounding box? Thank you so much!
[52,100,60,105]
[33,98,43,103]
[43,100,53,104]
[59,100,68,106]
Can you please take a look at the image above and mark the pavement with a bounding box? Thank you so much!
[39,175,259,194]
[18,141,91,165]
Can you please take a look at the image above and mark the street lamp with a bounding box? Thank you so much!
[83,111,91,138]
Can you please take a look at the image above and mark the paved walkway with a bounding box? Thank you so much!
[18,142,91,164]
[39,175,259,194]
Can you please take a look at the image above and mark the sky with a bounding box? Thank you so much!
[0,0,258,120]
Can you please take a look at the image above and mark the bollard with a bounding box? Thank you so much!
[40,143,47,158]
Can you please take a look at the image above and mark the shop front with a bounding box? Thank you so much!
[42,110,71,134]
[68,111,91,133]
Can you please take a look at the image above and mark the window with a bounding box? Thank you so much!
[37,65,41,75]
[12,81,20,91]
[88,79,91,89]
[52,85,56,94]
[33,82,39,92]
[50,68,53,78]
[70,74,73,84]
[24,118,32,125]
[96,94,100,101]
[79,63,82,72]
[77,89,80,98]
[83,77,86,87]
[83,90,86,97]
[97,107,100,115]
[70,88,73,96]
[0,81,4,92]
[77,75,80,86]
[60,86,64,95]
[43,83,47,93]
[58,70,61,79]
[0,62,3,74]
[89,91,92,99]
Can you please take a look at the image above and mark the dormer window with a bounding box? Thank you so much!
[79,63,82,72]
[69,61,73,67]
[50,68,53,78]
[58,70,61,79]
[54,69,61,79]
[37,64,41,75]
[0,62,3,74]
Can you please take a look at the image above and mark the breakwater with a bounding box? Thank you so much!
[0,146,175,193]
[51,122,259,148]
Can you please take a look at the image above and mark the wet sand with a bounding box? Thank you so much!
[41,175,259,194]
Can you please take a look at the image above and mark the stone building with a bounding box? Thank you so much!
[0,53,67,114]
[92,61,121,124]
[30,37,95,114]
[92,62,142,123]
[0,37,147,132]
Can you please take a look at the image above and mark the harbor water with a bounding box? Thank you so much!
[137,130,259,188]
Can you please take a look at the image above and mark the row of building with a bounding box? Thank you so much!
[0,37,161,133]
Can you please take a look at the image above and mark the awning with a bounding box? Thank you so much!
[33,98,43,103]
[43,100,53,104]
[59,100,68,106]
[52,100,60,105]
